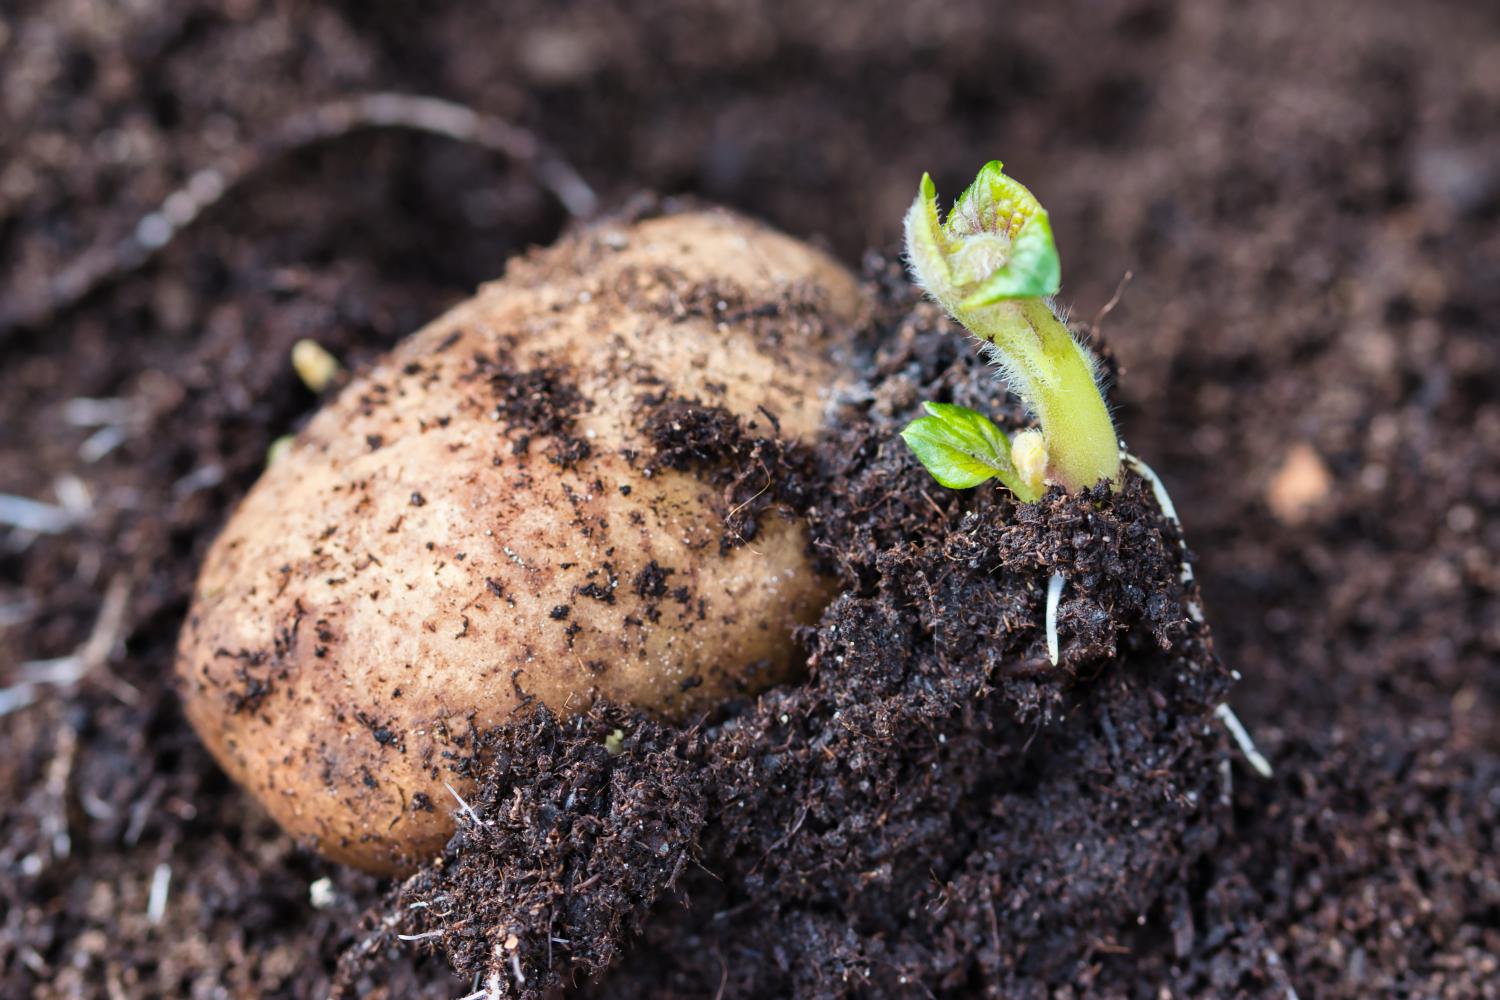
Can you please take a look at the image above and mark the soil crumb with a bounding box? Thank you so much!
[481,359,594,467]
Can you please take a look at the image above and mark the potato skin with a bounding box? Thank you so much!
[176,210,862,873]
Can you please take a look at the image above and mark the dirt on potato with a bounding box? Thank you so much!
[643,396,819,551]
[4,0,1500,997]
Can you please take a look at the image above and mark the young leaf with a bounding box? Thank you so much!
[961,208,1060,307]
[900,402,1041,501]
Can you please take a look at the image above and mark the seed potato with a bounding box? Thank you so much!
[176,209,862,873]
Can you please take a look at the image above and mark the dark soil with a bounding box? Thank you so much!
[483,360,594,467]
[4,0,1499,997]
[643,396,817,551]
[333,705,707,997]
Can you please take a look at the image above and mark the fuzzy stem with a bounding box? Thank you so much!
[963,297,1119,491]
[1020,301,1119,491]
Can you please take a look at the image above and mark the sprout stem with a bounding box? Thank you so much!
[1016,301,1120,492]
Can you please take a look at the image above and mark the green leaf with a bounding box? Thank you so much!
[900,402,1040,501]
[902,172,955,302]
[949,162,1060,304]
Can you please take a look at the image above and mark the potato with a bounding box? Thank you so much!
[176,210,863,873]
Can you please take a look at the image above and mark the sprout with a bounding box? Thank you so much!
[900,403,1045,502]
[291,338,343,394]
[901,162,1120,495]
[266,434,295,467]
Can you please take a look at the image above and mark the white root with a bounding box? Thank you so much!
[64,397,147,463]
[1263,944,1302,1000]
[79,426,128,463]
[0,493,76,535]
[484,943,507,999]
[1121,451,1202,620]
[1214,703,1274,780]
[1123,449,1273,778]
[0,596,37,629]
[309,877,337,910]
[444,781,484,827]
[42,720,78,863]
[1045,572,1065,667]
[304,881,331,911]
[466,932,527,1000]
[343,93,597,218]
[62,397,140,427]
[0,682,40,718]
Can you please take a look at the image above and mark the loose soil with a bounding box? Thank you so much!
[3,1,1498,997]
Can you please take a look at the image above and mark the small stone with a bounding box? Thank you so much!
[1267,443,1333,524]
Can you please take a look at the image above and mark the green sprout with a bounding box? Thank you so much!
[900,161,1120,498]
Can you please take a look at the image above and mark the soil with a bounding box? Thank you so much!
[3,0,1499,997]
[642,395,817,551]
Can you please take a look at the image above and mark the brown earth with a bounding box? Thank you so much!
[3,0,1499,997]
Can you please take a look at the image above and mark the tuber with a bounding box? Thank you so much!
[176,209,861,873]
